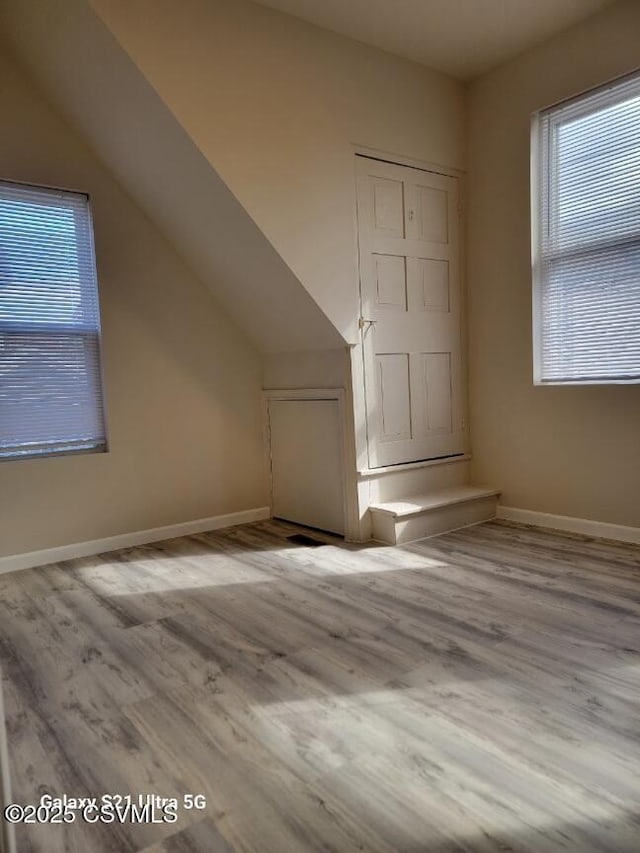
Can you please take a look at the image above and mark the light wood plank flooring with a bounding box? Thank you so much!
[1,519,639,852]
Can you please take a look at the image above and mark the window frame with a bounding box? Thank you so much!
[531,70,640,386]
[0,178,109,462]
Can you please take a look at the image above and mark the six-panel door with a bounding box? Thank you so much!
[356,156,466,468]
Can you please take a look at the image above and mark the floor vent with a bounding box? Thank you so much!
[286,533,325,547]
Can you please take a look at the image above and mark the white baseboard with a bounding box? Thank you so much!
[0,506,271,575]
[497,506,640,545]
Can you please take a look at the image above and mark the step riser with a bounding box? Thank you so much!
[367,459,471,504]
[371,495,498,545]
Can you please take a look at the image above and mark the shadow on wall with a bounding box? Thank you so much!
[0,0,345,354]
[0,46,264,471]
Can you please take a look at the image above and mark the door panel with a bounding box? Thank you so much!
[356,156,466,468]
[371,177,405,238]
[422,352,453,433]
[377,354,412,442]
[414,184,449,243]
[374,254,407,310]
[414,258,450,312]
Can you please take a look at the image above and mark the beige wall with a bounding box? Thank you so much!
[262,350,349,390]
[467,0,640,528]
[0,50,267,557]
[90,0,466,343]
[0,0,345,356]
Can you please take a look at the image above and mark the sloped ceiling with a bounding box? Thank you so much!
[253,0,618,80]
[0,0,345,353]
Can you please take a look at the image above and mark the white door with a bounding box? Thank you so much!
[355,156,466,468]
[268,399,345,535]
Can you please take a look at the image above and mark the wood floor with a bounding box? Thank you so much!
[1,519,639,852]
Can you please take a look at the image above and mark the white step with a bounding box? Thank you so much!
[369,485,500,545]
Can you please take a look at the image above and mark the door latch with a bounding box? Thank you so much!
[359,317,377,330]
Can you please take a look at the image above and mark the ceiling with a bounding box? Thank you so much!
[253,0,618,80]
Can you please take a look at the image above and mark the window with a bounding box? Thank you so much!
[531,72,640,384]
[0,180,107,460]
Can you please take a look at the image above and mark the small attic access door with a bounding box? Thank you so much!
[265,392,346,535]
[355,156,467,468]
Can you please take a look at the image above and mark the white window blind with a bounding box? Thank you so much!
[532,72,640,384]
[0,180,106,460]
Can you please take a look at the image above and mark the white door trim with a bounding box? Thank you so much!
[351,143,465,180]
[349,149,469,479]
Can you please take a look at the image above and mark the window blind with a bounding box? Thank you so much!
[0,180,106,459]
[532,72,640,384]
